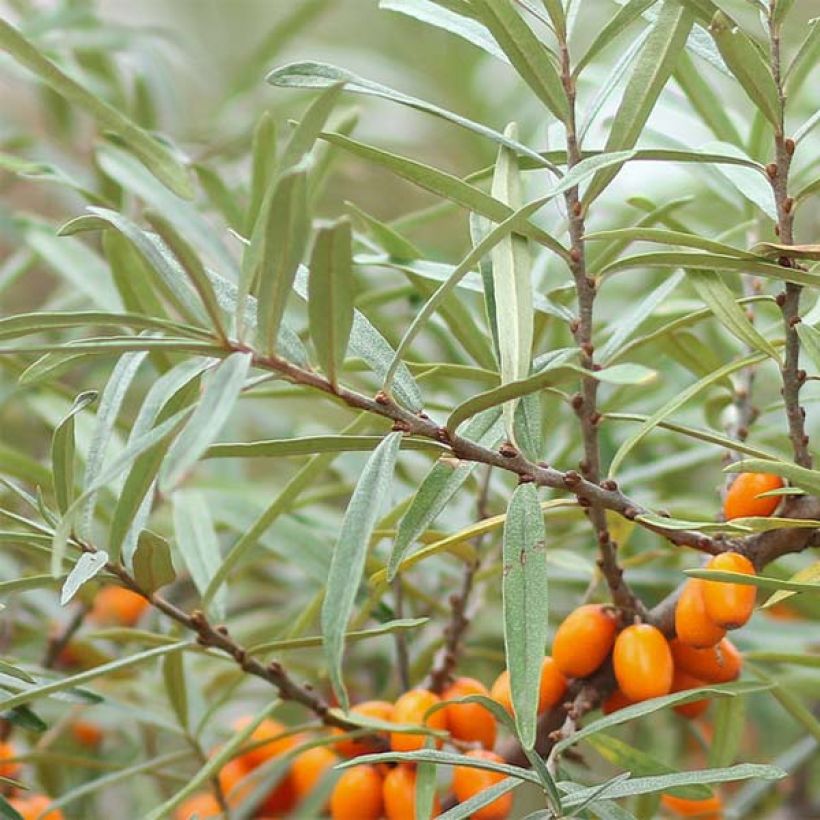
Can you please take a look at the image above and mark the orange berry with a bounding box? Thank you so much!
[537,656,568,712]
[613,624,673,702]
[552,605,617,679]
[333,700,394,758]
[174,793,221,819]
[330,764,384,820]
[218,756,251,805]
[452,750,513,820]
[701,553,756,630]
[291,745,338,798]
[89,586,149,627]
[723,472,783,520]
[442,677,496,749]
[601,689,634,715]
[661,792,723,818]
[670,638,741,684]
[390,690,448,752]
[490,670,513,715]
[383,763,442,820]
[232,717,295,768]
[7,795,64,820]
[0,741,21,779]
[70,720,104,748]
[674,580,726,648]
[259,773,298,816]
[671,670,709,719]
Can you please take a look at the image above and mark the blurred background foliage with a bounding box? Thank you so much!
[0,0,818,817]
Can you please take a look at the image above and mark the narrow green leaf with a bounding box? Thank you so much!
[0,641,191,712]
[173,491,227,619]
[280,81,345,170]
[159,352,252,493]
[574,0,657,77]
[503,483,549,749]
[193,164,244,232]
[415,744,437,820]
[60,551,108,606]
[388,409,503,580]
[308,217,354,386]
[246,112,277,235]
[132,531,176,594]
[470,0,568,121]
[752,667,820,742]
[724,458,820,496]
[784,18,819,93]
[583,0,694,205]
[380,0,508,62]
[437,778,521,820]
[685,567,820,594]
[608,352,765,476]
[267,61,559,172]
[753,242,820,262]
[0,19,192,198]
[163,651,189,731]
[708,11,781,127]
[687,269,780,361]
[586,227,759,259]
[144,211,228,341]
[600,251,819,287]
[207,435,443,459]
[0,795,23,820]
[321,432,402,709]
[585,735,711,800]
[256,163,310,354]
[709,696,745,768]
[491,122,534,441]
[51,391,97,515]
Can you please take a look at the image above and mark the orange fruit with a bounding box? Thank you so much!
[232,717,295,768]
[329,764,384,820]
[259,773,298,815]
[89,586,149,626]
[601,689,634,715]
[70,720,104,748]
[173,793,221,819]
[383,763,442,820]
[291,744,338,798]
[701,553,756,630]
[490,670,513,715]
[552,605,617,679]
[723,472,783,520]
[452,750,513,820]
[671,670,709,719]
[613,624,673,702]
[674,580,726,648]
[661,792,723,818]
[442,677,496,749]
[537,656,568,712]
[0,740,21,779]
[390,690,448,752]
[7,795,64,820]
[670,638,741,684]
[217,756,251,805]
[333,700,394,758]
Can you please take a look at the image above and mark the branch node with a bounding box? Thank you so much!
[499,441,518,458]
[766,162,778,179]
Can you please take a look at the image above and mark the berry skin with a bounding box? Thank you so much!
[601,689,634,715]
[675,580,726,648]
[88,586,149,627]
[490,669,513,715]
[232,717,296,768]
[259,773,298,815]
[671,670,709,719]
[670,638,741,684]
[217,756,251,805]
[0,741,21,779]
[291,744,338,798]
[701,553,757,630]
[173,793,221,819]
[383,763,442,820]
[330,764,384,820]
[333,700,394,758]
[452,750,513,820]
[613,624,673,702]
[442,677,496,749]
[537,657,568,713]
[7,795,64,820]
[70,720,104,748]
[660,792,723,818]
[390,690,448,752]
[723,472,783,520]
[552,605,618,679]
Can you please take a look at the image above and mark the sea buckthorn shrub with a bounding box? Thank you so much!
[0,0,817,817]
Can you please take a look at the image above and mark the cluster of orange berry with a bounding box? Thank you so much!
[176,670,561,820]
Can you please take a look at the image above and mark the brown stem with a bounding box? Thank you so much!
[768,4,812,469]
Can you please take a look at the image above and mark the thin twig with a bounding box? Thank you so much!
[392,577,411,692]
